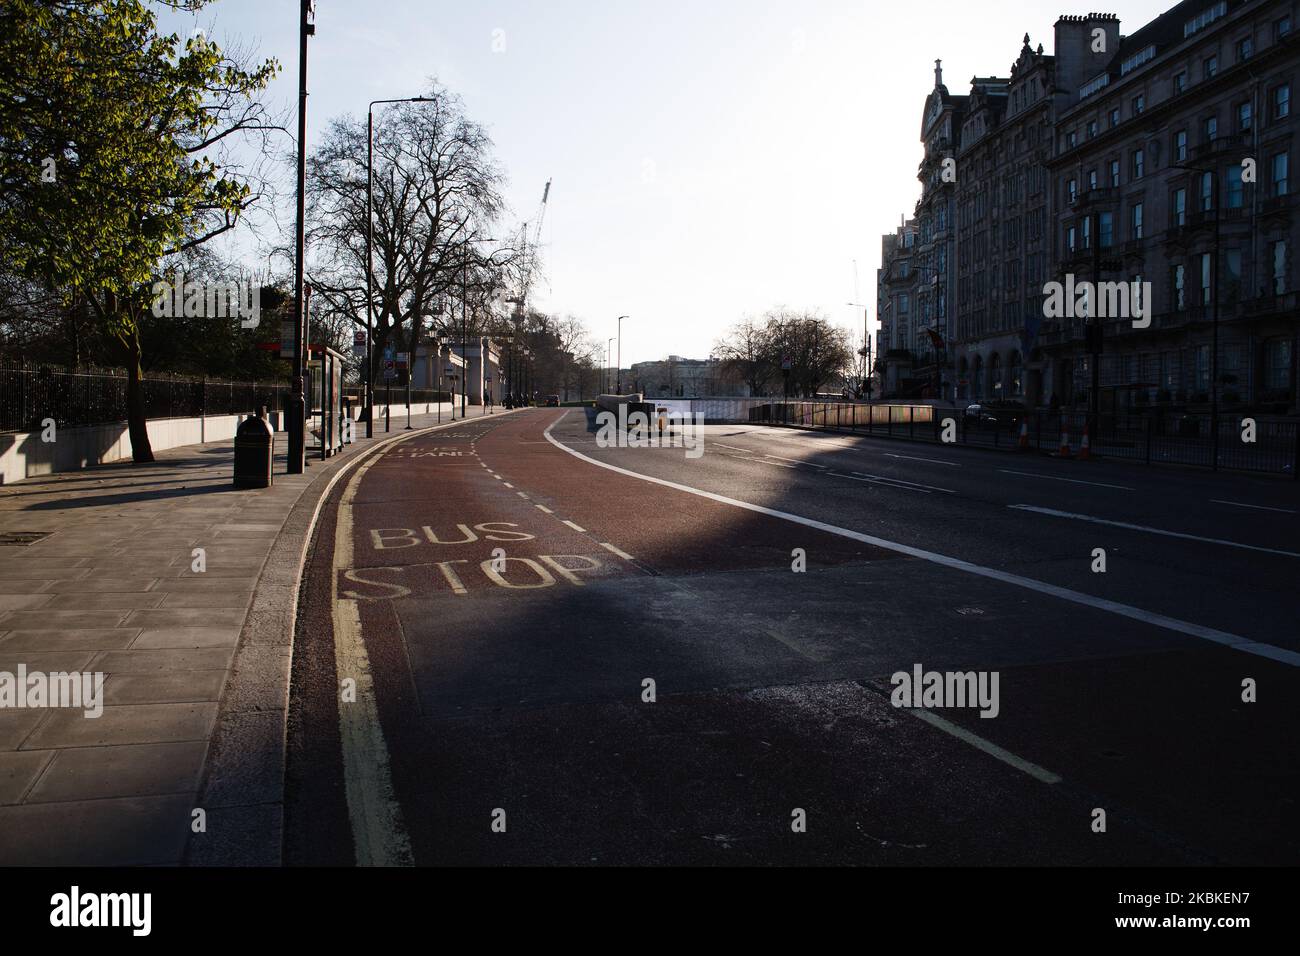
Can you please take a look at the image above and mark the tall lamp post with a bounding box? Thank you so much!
[616,316,629,393]
[606,338,615,393]
[366,95,432,439]
[289,0,315,475]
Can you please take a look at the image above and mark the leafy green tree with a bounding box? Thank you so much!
[0,0,277,460]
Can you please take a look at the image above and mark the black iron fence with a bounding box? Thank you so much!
[750,402,1300,478]
[0,365,291,433]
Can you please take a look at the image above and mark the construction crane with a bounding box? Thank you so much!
[516,179,551,319]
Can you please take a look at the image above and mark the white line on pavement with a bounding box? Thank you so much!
[1211,500,1298,515]
[713,443,753,453]
[766,455,827,468]
[852,472,956,494]
[886,453,961,467]
[563,520,586,533]
[1009,505,1300,560]
[1000,470,1134,491]
[829,473,931,494]
[544,415,1300,667]
[535,505,554,514]
[907,710,1062,785]
[600,542,634,561]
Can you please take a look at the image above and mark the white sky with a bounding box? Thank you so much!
[167,0,1178,366]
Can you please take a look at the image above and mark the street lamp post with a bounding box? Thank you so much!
[288,0,315,475]
[616,316,630,393]
[366,95,432,439]
[607,337,614,393]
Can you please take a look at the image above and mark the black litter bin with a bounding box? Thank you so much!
[234,408,274,489]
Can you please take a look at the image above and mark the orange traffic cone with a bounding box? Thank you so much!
[1018,421,1031,451]
[1058,427,1073,458]
[1079,424,1092,461]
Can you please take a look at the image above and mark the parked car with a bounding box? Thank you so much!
[963,404,999,426]
[545,395,561,407]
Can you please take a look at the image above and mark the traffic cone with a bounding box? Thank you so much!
[1079,424,1092,461]
[1018,421,1031,451]
[1058,427,1073,458]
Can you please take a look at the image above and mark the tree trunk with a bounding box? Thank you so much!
[125,327,155,463]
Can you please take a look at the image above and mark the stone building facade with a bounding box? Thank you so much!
[879,0,1297,414]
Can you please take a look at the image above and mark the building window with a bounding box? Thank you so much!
[1132,149,1145,179]
[1176,130,1188,161]
[1066,130,1077,150]
[1088,169,1098,190]
[1225,249,1242,301]
[1082,216,1092,249]
[1068,178,1078,203]
[1275,152,1290,195]
[1099,211,1114,248]
[1132,94,1145,116]
[1067,225,1077,252]
[1200,252,1213,304]
[1087,120,1098,139]
[1227,165,1245,207]
[1173,187,1187,225]
[1131,203,1144,240]
[1278,17,1293,40]
[1204,115,1218,141]
[1203,55,1218,79]
[1271,240,1288,293]
[1185,2,1228,38]
[1110,159,1121,187]
[1265,339,1293,391]
[1110,107,1121,128]
[1238,36,1254,61]
[1239,101,1252,131]
[1174,71,1187,94]
[1195,345,1211,392]
[1274,83,1291,120]
[1201,171,1216,210]
[1173,263,1187,308]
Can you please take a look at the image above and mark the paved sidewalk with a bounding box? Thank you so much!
[0,406,501,865]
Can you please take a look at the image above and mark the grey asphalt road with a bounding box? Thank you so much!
[283,408,1299,866]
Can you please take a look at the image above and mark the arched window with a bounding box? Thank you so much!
[990,354,1003,398]
[1010,352,1024,397]
[973,356,985,400]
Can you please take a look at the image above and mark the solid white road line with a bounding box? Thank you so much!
[1211,500,1298,515]
[713,443,753,453]
[830,473,931,494]
[1009,505,1300,560]
[886,453,960,467]
[907,710,1062,785]
[544,415,1300,667]
[600,542,634,561]
[766,455,827,469]
[535,504,554,514]
[852,472,956,494]
[1000,469,1134,491]
[332,447,414,866]
[563,520,587,533]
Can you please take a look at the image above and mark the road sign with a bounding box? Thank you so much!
[781,356,793,371]
[384,359,397,381]
[280,320,297,359]
[353,330,366,346]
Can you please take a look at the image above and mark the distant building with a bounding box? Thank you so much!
[629,356,751,398]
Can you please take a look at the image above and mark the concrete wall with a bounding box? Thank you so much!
[0,414,249,484]
[0,401,458,484]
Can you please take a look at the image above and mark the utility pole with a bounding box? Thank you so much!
[288,0,314,475]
